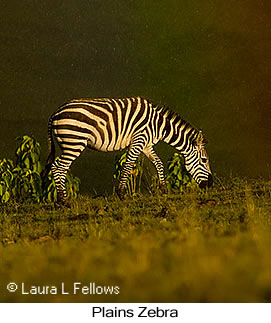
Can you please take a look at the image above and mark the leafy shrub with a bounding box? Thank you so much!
[15,136,42,173]
[166,153,196,193]
[0,135,80,203]
[113,151,144,196]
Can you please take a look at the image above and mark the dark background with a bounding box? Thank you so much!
[1,0,270,193]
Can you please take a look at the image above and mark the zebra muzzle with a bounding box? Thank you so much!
[199,174,213,189]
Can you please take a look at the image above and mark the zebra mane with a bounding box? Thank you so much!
[153,103,209,144]
[155,104,198,130]
[154,104,185,122]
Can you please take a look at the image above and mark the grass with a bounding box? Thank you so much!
[0,177,271,302]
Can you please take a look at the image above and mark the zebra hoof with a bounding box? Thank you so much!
[117,189,125,200]
[55,199,71,208]
[160,184,168,195]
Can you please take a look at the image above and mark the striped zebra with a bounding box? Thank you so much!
[44,96,212,204]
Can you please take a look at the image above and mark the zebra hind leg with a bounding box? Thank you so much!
[51,143,86,205]
[51,158,71,205]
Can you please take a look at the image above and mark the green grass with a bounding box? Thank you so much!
[0,178,271,302]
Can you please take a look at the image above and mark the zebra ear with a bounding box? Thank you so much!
[196,130,208,145]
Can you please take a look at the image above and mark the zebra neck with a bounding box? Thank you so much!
[161,113,199,154]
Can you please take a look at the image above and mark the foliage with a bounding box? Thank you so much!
[63,170,81,200]
[0,135,80,203]
[113,151,144,196]
[15,136,42,173]
[166,152,196,193]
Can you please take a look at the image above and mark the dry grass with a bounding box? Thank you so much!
[0,178,271,302]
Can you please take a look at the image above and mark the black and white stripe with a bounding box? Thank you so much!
[45,96,212,203]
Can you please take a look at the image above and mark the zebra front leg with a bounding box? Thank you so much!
[117,142,145,199]
[143,146,168,194]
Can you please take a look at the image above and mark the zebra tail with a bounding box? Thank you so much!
[41,117,55,179]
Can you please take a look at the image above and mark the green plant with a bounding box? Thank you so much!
[113,151,144,197]
[15,136,42,173]
[59,167,80,200]
[166,153,196,193]
[0,135,80,203]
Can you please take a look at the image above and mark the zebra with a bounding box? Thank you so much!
[44,96,212,204]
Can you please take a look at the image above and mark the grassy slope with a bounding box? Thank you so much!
[0,178,271,302]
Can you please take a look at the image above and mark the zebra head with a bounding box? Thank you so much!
[183,130,213,188]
